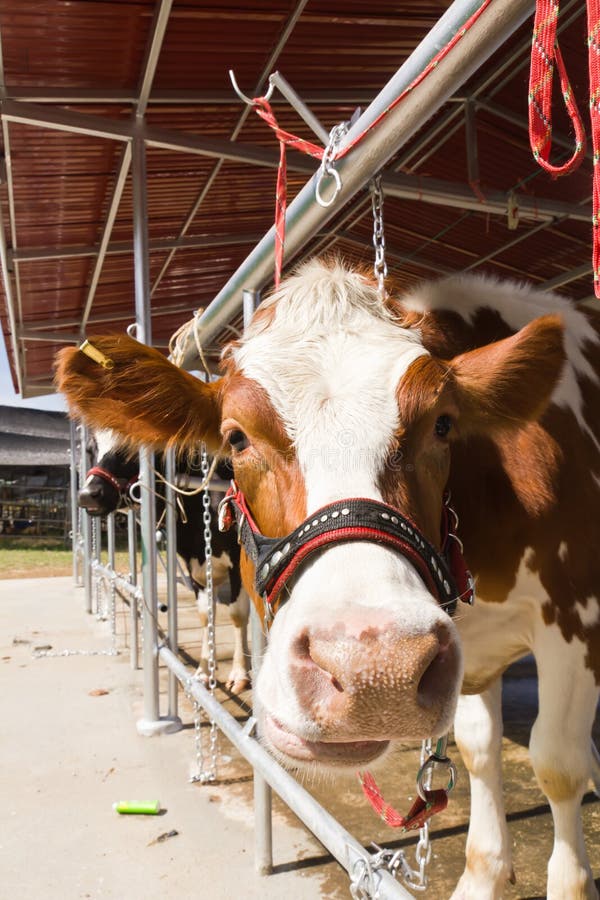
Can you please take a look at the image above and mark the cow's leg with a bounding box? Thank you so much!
[194,587,211,683]
[450,679,513,900]
[530,626,599,900]
[225,589,251,694]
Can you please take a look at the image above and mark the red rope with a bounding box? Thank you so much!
[587,1,600,295]
[528,1,586,177]
[528,1,600,298]
[251,98,324,288]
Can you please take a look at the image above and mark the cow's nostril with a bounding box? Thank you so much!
[331,675,344,693]
[417,639,456,709]
[292,631,311,660]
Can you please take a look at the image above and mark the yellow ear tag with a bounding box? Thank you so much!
[79,340,115,370]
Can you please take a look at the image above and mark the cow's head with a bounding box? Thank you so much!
[56,259,564,771]
[78,430,139,517]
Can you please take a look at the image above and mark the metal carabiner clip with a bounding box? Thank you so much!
[416,752,457,802]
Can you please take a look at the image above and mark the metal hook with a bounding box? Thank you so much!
[229,69,274,106]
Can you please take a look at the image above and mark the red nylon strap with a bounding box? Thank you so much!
[359,771,448,831]
[86,466,123,494]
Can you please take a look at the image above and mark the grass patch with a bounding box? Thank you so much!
[0,537,132,579]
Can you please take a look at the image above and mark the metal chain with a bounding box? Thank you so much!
[371,175,388,300]
[189,444,219,784]
[32,565,120,659]
[410,739,434,891]
[349,737,443,898]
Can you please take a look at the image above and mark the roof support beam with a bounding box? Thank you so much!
[540,264,594,291]
[11,231,265,263]
[1,99,316,173]
[3,87,378,105]
[17,328,81,343]
[1,99,133,141]
[149,0,311,297]
[79,0,172,338]
[476,98,594,162]
[79,144,132,337]
[381,173,591,222]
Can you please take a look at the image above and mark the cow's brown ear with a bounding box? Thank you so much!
[55,335,222,451]
[449,314,565,432]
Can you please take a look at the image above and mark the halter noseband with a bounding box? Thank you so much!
[85,466,138,500]
[218,481,474,625]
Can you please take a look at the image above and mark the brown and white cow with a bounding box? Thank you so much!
[56,258,599,899]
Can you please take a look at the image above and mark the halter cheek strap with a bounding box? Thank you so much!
[219,482,474,623]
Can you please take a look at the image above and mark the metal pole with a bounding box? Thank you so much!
[132,129,177,736]
[243,288,273,876]
[106,511,117,635]
[164,446,183,728]
[69,419,81,585]
[107,512,115,571]
[127,508,139,670]
[159,645,412,899]
[79,423,93,613]
[178,0,535,367]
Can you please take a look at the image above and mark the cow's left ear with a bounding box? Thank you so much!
[449,314,565,432]
[55,335,222,451]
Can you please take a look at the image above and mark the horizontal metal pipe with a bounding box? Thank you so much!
[92,563,142,601]
[159,645,413,898]
[178,0,535,367]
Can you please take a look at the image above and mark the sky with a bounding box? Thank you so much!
[0,331,67,412]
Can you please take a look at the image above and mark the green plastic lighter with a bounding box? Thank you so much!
[113,800,161,815]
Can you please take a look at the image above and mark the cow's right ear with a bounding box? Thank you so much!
[55,335,222,451]
[449,313,565,434]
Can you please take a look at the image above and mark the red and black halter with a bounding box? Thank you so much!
[218,481,474,623]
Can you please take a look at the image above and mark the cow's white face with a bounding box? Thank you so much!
[226,261,463,769]
[56,257,565,774]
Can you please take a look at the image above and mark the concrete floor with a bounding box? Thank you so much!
[1,575,599,900]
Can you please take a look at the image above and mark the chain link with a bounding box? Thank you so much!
[189,444,219,784]
[371,175,388,300]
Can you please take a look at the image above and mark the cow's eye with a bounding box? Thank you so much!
[434,414,453,439]
[228,429,250,453]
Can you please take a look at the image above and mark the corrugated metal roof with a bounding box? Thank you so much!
[0,0,595,396]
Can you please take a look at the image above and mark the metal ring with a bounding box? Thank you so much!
[416,755,457,801]
[128,480,142,503]
[315,166,342,207]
